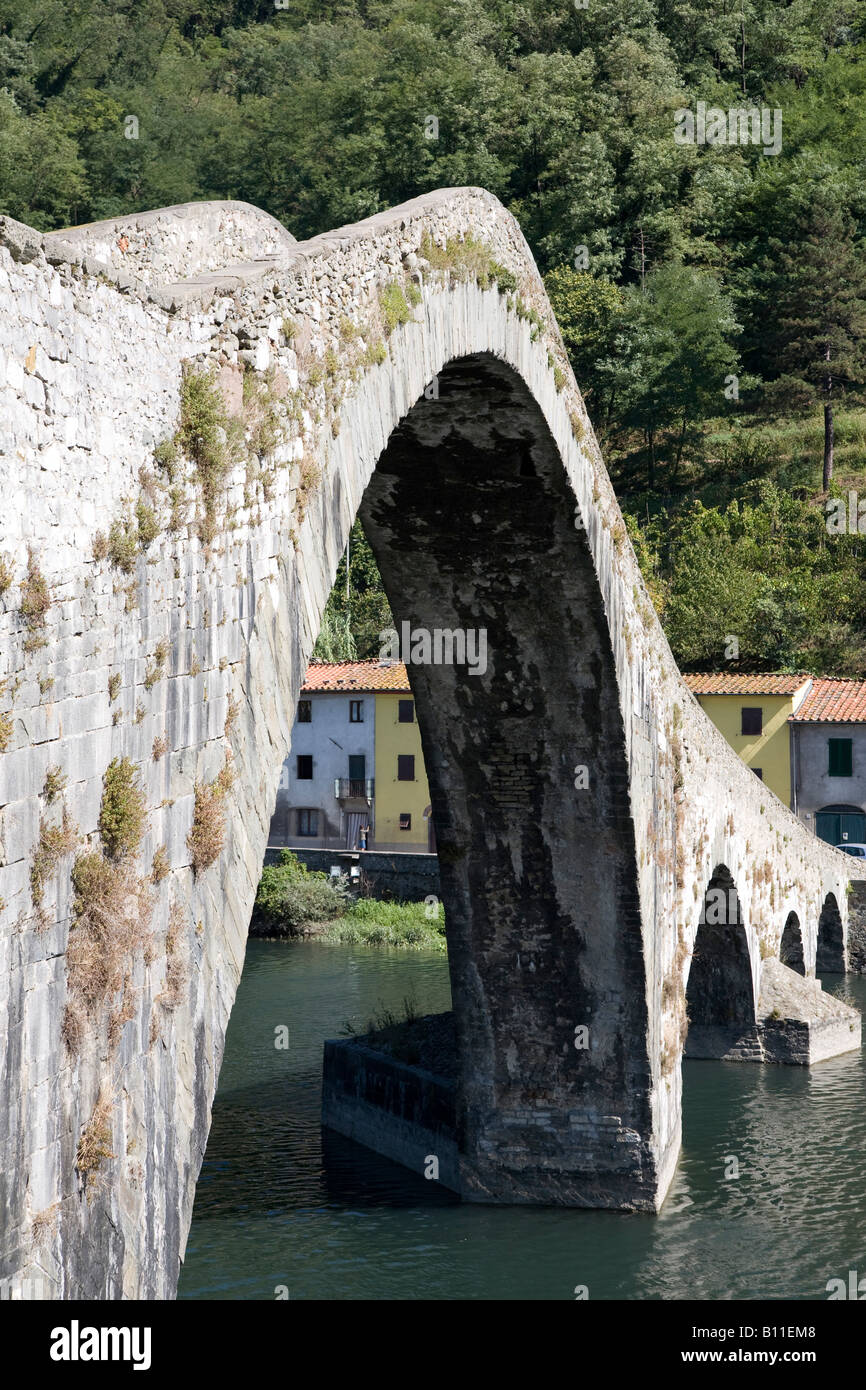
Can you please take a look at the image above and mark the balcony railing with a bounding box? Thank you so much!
[335,778,375,800]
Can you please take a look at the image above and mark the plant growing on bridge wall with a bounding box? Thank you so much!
[420,232,495,286]
[243,364,283,461]
[295,453,322,525]
[224,694,241,736]
[187,757,235,876]
[75,1089,115,1186]
[42,765,67,803]
[66,851,152,1044]
[135,496,159,550]
[177,365,232,546]
[20,547,50,652]
[0,553,12,597]
[155,899,188,1011]
[144,639,170,690]
[99,756,147,858]
[30,808,78,910]
[150,845,170,885]
[379,281,414,336]
[362,339,387,367]
[0,682,12,751]
[153,436,179,480]
[105,517,138,574]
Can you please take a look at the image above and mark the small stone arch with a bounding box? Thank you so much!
[780,911,805,976]
[685,865,755,1057]
[816,893,845,973]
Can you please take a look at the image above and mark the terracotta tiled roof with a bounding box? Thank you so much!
[683,673,812,697]
[301,659,411,693]
[790,678,866,723]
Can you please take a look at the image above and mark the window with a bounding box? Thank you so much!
[741,707,762,736]
[828,739,853,777]
[398,699,415,723]
[398,755,415,781]
[297,809,318,837]
[753,767,763,781]
[349,700,364,722]
[296,754,313,780]
[297,700,312,723]
[399,813,412,831]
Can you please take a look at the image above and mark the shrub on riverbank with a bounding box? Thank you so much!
[253,850,349,935]
[252,850,447,948]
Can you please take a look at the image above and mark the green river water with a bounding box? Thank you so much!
[177,940,866,1301]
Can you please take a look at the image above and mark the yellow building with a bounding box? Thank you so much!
[683,673,813,806]
[374,680,432,852]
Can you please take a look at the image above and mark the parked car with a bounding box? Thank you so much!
[835,843,866,858]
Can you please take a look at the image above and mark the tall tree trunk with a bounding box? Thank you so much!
[823,348,834,492]
[740,19,747,95]
[674,411,688,471]
[647,427,655,489]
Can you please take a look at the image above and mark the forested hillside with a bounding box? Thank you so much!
[2,0,865,671]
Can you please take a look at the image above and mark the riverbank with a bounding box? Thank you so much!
[250,849,447,950]
[251,900,447,951]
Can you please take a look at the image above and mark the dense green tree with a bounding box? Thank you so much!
[543,267,624,424]
[631,482,866,674]
[2,0,866,674]
[313,520,394,660]
[752,195,866,489]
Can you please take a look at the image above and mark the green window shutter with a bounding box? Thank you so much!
[828,739,853,777]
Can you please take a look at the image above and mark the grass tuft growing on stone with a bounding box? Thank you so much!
[153,436,179,480]
[379,281,414,336]
[295,453,322,524]
[144,638,169,690]
[187,757,235,876]
[76,1090,115,1181]
[362,339,387,367]
[20,547,50,651]
[157,900,188,1011]
[30,808,78,907]
[43,765,67,802]
[150,845,170,884]
[224,694,241,736]
[0,553,13,596]
[99,757,147,859]
[107,518,138,574]
[135,496,159,549]
[177,365,231,546]
[68,852,152,1017]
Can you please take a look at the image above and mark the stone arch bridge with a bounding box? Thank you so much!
[0,190,858,1299]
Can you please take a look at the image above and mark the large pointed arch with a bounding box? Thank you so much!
[360,353,651,1206]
